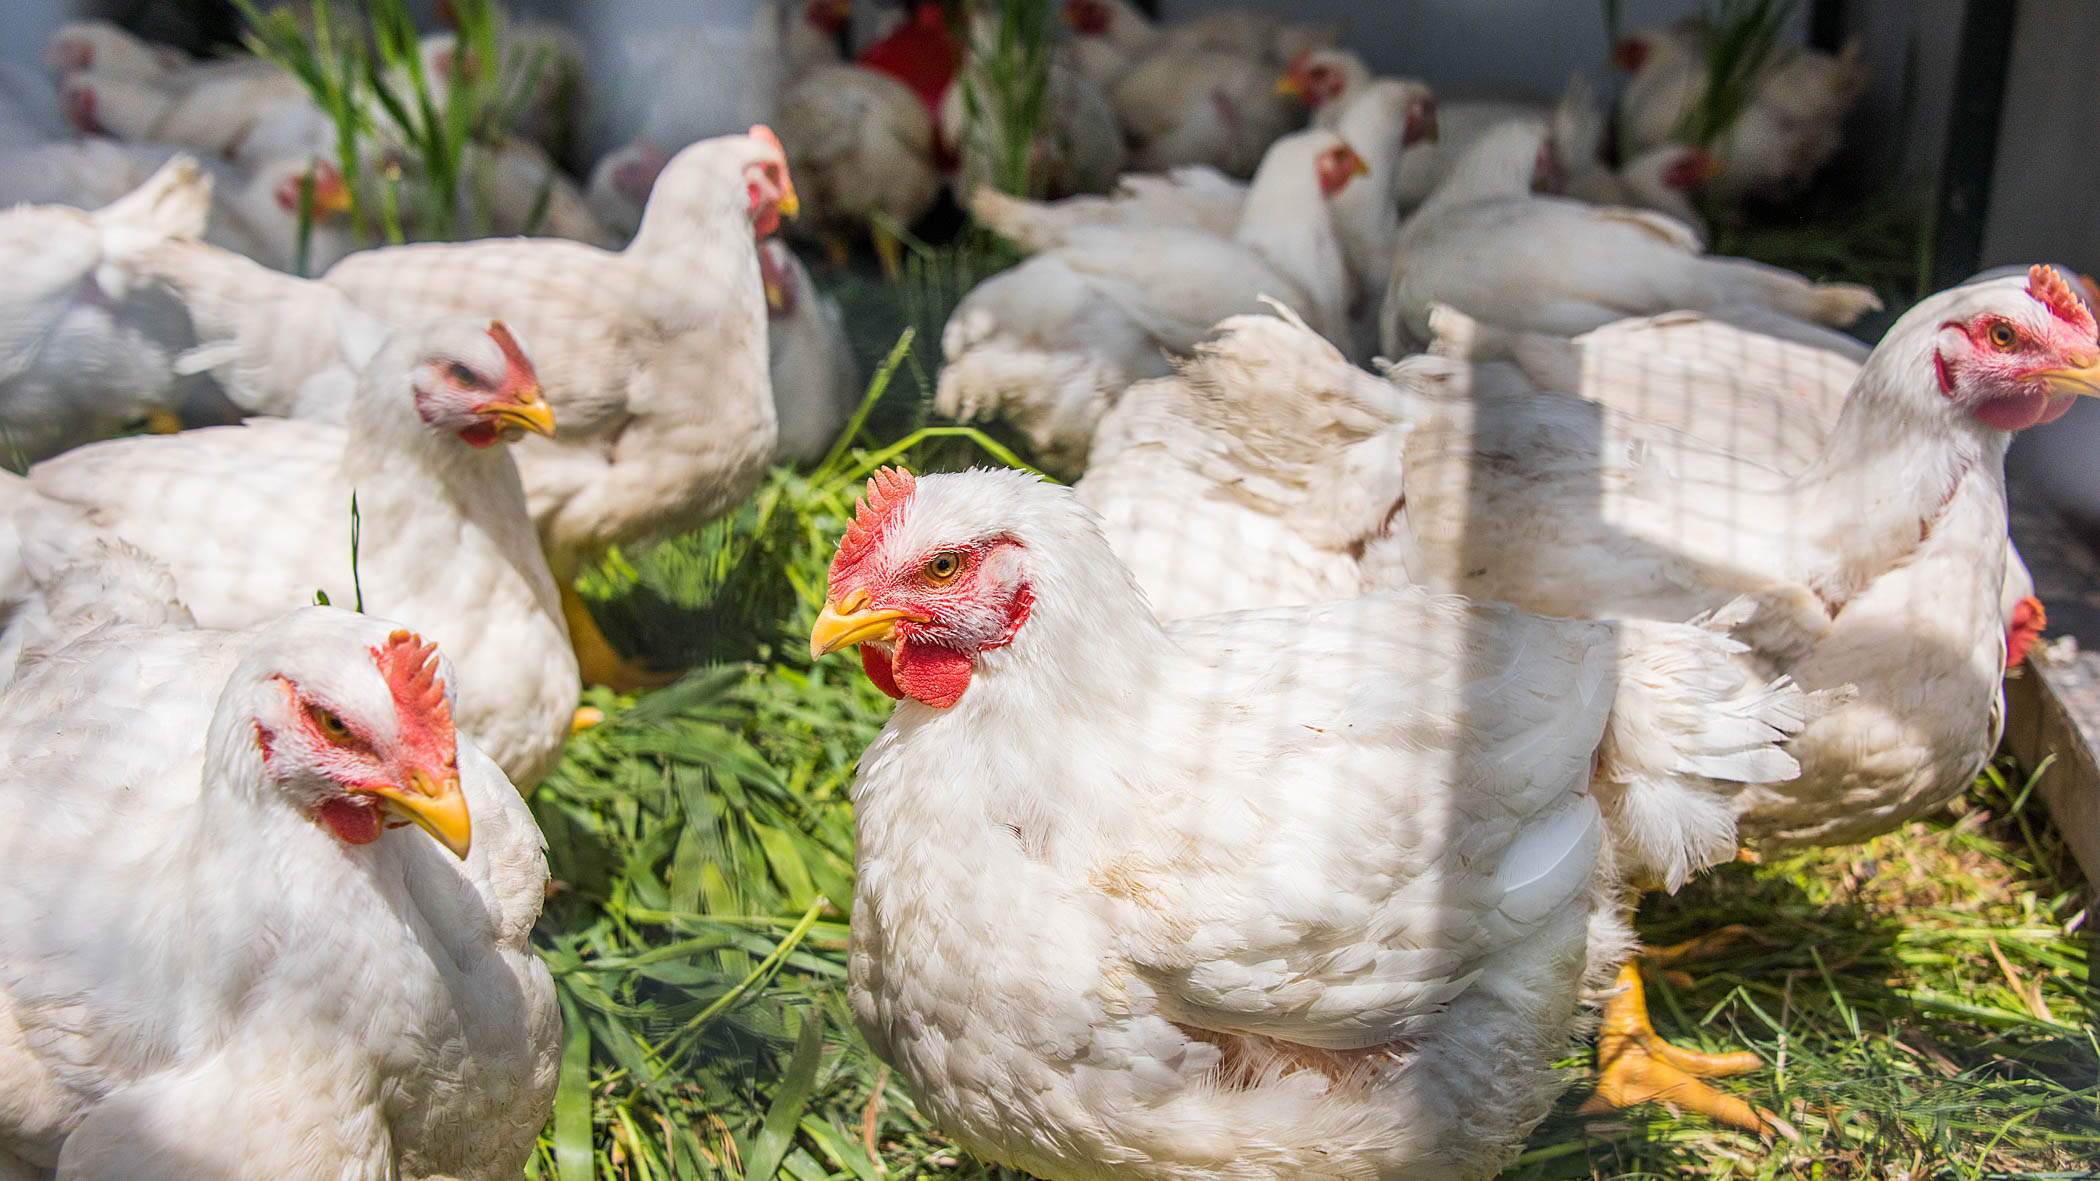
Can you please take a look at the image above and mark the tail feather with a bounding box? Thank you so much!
[969,185,1072,255]
[86,155,211,300]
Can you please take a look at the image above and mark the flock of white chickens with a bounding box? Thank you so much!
[0,1,2088,1178]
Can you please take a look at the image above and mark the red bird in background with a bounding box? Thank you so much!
[856,2,960,127]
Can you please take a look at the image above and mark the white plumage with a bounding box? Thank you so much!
[940,128,1361,472]
[0,317,577,790]
[1380,121,1880,356]
[812,467,1807,1179]
[0,156,209,464]
[1386,271,2099,846]
[0,601,555,1179]
[135,130,787,581]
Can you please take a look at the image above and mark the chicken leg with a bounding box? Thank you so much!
[871,221,905,283]
[1579,961,1796,1138]
[560,582,679,693]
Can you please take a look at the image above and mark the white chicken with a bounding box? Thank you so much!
[964,165,1247,242]
[777,63,941,278]
[1392,268,2096,843]
[1109,48,1302,178]
[0,155,209,464]
[44,20,187,82]
[61,59,332,172]
[1075,308,1449,622]
[136,129,790,688]
[1562,143,1719,242]
[941,129,1366,473]
[807,465,1806,1180]
[583,138,667,245]
[0,602,556,1179]
[1380,121,1880,355]
[761,238,860,464]
[1614,25,1868,205]
[1061,0,1339,70]
[0,140,358,274]
[0,316,577,791]
[1376,269,2100,1124]
[1432,306,2048,668]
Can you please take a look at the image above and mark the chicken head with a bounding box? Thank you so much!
[241,621,472,859]
[803,0,854,37]
[271,158,353,219]
[1315,141,1367,196]
[810,467,1035,708]
[1661,147,1721,193]
[1935,265,2100,432]
[745,124,800,236]
[1277,48,1353,110]
[410,320,556,448]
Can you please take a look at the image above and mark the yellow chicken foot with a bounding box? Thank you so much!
[871,220,904,283]
[559,582,679,692]
[144,406,184,434]
[570,706,605,732]
[1579,962,1798,1139]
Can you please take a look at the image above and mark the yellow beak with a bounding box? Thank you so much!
[809,588,925,660]
[765,281,786,313]
[777,181,800,222]
[1274,73,1303,98]
[483,386,556,437]
[2033,354,2100,396]
[370,769,471,860]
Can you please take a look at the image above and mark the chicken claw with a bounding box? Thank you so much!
[1580,962,1798,1139]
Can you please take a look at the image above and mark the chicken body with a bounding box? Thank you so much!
[0,140,358,274]
[1110,49,1301,177]
[0,318,576,790]
[143,131,785,579]
[1382,122,1879,355]
[815,468,1805,1179]
[777,64,941,264]
[941,129,1359,472]
[0,156,208,464]
[1387,270,2100,846]
[0,606,556,1180]
[1615,26,1867,205]
[1076,310,1811,888]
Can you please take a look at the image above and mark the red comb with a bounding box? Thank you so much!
[486,321,537,382]
[829,467,916,589]
[750,124,786,161]
[2029,265,2097,338]
[371,630,457,766]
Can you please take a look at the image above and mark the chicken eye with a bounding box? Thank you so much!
[1986,321,2020,350]
[923,551,963,584]
[446,361,480,386]
[307,703,355,745]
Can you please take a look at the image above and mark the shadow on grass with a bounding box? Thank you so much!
[1512,773,2099,1180]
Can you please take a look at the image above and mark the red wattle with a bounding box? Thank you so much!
[860,644,903,700]
[2033,392,2077,426]
[458,421,502,449]
[892,642,972,708]
[2006,595,2047,669]
[1974,389,2053,432]
[319,798,382,845]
